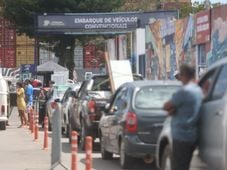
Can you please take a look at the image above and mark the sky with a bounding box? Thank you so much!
[191,0,227,4]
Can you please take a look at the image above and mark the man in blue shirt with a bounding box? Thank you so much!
[25,79,33,122]
[164,64,203,170]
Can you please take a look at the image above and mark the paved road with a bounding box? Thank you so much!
[0,108,207,170]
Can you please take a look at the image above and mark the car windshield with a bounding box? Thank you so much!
[135,85,179,109]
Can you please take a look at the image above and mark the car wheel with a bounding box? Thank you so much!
[0,121,6,130]
[160,144,172,170]
[120,140,133,169]
[100,134,113,160]
[80,120,87,150]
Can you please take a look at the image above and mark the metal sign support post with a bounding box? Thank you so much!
[51,103,68,170]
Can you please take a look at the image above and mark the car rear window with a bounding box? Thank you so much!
[135,86,179,109]
[91,76,111,91]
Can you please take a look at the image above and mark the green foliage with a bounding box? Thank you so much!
[3,0,125,36]
[179,2,205,18]
[2,0,125,77]
[179,1,221,18]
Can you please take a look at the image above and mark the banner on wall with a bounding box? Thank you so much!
[195,10,211,44]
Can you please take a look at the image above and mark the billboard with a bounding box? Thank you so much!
[36,11,177,34]
[195,10,211,44]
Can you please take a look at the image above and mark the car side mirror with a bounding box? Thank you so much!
[104,103,110,113]
[113,106,118,112]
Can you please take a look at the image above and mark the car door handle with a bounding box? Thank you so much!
[215,110,223,116]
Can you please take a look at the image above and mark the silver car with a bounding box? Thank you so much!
[45,84,70,131]
[156,57,227,170]
[61,83,81,136]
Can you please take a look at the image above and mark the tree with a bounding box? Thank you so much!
[3,0,125,36]
[179,1,221,18]
[2,0,125,78]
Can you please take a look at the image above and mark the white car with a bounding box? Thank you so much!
[0,74,9,130]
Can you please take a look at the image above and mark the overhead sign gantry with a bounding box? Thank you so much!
[36,11,178,34]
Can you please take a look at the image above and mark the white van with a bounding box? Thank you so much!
[0,74,9,130]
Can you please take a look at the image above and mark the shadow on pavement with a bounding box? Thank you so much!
[79,156,157,170]
[61,140,101,154]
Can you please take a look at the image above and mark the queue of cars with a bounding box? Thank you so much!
[51,74,180,169]
[51,58,227,170]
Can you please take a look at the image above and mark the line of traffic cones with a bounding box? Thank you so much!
[27,109,94,170]
[71,131,93,170]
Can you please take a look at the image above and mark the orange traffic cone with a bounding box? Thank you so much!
[30,110,34,133]
[43,116,48,150]
[34,111,39,141]
[71,131,78,170]
[85,136,93,170]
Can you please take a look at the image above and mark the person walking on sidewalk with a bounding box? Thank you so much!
[16,82,27,127]
[25,79,33,122]
[163,64,203,170]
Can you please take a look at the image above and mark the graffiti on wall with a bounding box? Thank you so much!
[145,16,195,80]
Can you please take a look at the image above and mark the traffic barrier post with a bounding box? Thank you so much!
[43,116,48,150]
[30,109,34,133]
[34,111,39,141]
[85,136,93,170]
[71,131,78,170]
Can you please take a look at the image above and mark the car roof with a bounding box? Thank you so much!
[207,57,227,72]
[121,80,182,89]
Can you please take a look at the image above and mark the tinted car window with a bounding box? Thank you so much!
[211,65,227,100]
[111,88,128,113]
[135,86,179,109]
[91,76,110,91]
[199,68,217,99]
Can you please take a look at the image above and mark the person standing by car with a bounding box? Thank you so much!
[25,79,33,121]
[163,64,203,170]
[16,82,27,127]
[46,80,55,100]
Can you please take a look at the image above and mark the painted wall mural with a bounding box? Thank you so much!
[208,5,227,66]
[145,4,227,80]
[145,16,195,80]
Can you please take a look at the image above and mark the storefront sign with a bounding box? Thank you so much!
[195,10,210,44]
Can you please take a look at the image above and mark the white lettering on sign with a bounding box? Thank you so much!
[74,16,138,24]
[197,23,209,33]
[112,16,138,23]
[85,23,127,29]
[197,15,208,24]
[74,18,103,24]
